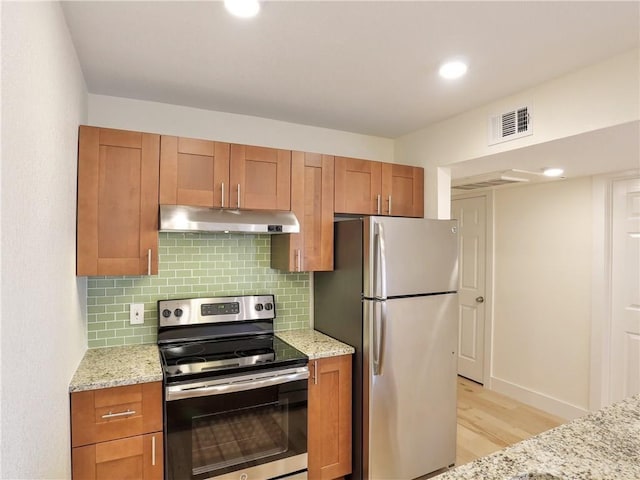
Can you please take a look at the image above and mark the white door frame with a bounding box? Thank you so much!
[452,190,495,387]
[590,169,640,410]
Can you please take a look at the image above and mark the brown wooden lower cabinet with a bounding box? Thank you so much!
[71,382,163,480]
[308,354,352,480]
[72,433,163,480]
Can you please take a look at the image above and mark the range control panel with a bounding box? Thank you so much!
[158,294,275,327]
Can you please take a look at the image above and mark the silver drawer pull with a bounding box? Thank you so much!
[101,409,136,419]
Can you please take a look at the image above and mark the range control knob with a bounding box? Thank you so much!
[162,309,172,318]
[255,304,264,312]
[264,303,273,311]
[174,308,184,318]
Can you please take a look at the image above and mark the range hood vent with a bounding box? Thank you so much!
[160,205,299,234]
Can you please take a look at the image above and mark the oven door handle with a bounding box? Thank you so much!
[165,368,309,401]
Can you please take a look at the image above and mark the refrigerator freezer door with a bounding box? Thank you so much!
[363,217,458,299]
[366,294,458,479]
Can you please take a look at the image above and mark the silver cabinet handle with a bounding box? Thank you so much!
[376,194,381,215]
[237,183,241,208]
[147,248,151,275]
[388,195,392,216]
[101,409,136,419]
[151,435,156,466]
[313,360,318,385]
[221,182,225,208]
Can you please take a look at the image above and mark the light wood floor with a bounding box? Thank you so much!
[455,376,565,466]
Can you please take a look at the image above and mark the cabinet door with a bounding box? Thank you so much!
[271,152,334,272]
[159,136,230,208]
[229,144,291,210]
[77,126,159,276]
[381,163,424,218]
[334,157,382,215]
[308,355,352,480]
[72,433,163,480]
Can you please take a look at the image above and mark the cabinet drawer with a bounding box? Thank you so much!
[71,382,162,447]
[72,432,163,480]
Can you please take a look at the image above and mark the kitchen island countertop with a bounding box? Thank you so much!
[276,328,355,359]
[69,329,353,392]
[434,393,640,480]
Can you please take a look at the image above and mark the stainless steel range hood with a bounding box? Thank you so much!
[160,205,299,234]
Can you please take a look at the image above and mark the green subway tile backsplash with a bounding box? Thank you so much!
[86,232,310,348]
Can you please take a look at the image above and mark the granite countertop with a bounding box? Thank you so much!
[276,328,355,360]
[69,344,163,393]
[434,394,640,480]
[70,329,353,392]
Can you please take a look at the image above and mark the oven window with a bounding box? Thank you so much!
[192,401,289,476]
[165,378,307,480]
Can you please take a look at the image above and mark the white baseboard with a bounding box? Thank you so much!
[489,376,589,421]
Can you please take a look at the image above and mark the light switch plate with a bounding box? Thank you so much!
[130,303,144,325]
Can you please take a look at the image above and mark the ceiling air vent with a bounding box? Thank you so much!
[452,170,533,191]
[489,106,532,145]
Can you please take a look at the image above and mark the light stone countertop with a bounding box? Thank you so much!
[276,328,355,359]
[69,330,352,392]
[433,393,640,480]
[69,344,163,392]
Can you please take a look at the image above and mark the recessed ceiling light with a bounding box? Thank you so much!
[543,167,564,177]
[439,60,468,80]
[224,0,260,18]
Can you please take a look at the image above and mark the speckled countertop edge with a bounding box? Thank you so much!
[69,344,163,392]
[276,328,354,359]
[434,393,640,480]
[70,330,353,392]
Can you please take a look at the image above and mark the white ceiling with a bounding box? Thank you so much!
[61,1,640,140]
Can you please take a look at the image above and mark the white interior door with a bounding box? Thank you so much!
[451,196,486,383]
[610,177,640,402]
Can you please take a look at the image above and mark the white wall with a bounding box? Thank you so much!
[1,2,88,478]
[88,94,395,162]
[395,49,640,168]
[0,2,4,473]
[490,178,592,418]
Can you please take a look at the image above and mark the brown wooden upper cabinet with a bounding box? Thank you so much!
[159,136,230,208]
[381,162,424,218]
[160,139,291,212]
[230,144,291,210]
[271,152,334,272]
[334,156,382,215]
[335,156,424,217]
[77,126,159,276]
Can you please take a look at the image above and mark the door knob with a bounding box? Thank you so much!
[476,296,485,303]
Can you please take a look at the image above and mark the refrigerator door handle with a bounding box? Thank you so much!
[372,299,386,376]
[374,221,388,300]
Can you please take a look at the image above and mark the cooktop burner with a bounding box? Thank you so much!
[159,334,306,382]
[157,295,308,383]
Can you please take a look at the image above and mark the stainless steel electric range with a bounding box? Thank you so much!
[157,294,309,480]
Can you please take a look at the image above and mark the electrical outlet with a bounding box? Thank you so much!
[130,303,144,325]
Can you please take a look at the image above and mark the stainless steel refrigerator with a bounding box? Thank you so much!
[314,216,459,480]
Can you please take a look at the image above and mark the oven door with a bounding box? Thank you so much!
[165,366,308,480]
